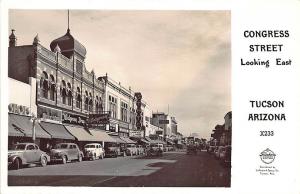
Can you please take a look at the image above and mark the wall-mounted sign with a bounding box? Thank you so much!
[62,112,86,125]
[159,119,169,124]
[156,130,163,135]
[129,130,142,137]
[87,112,110,125]
[119,127,129,133]
[8,103,30,115]
[37,106,62,122]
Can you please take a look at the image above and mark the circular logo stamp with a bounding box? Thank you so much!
[260,148,276,164]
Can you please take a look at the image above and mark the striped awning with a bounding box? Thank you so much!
[8,114,25,137]
[110,135,126,143]
[120,137,136,144]
[89,130,117,143]
[9,114,51,139]
[65,125,98,141]
[40,122,75,140]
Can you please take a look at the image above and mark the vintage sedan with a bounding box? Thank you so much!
[104,142,118,158]
[8,143,50,170]
[125,144,138,156]
[145,144,163,157]
[50,143,83,164]
[83,143,105,160]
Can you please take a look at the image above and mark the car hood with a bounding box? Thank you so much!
[84,148,96,151]
[50,149,68,154]
[8,150,24,155]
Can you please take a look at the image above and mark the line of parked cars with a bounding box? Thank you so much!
[207,145,231,167]
[8,142,147,170]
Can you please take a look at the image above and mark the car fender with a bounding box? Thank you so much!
[9,155,24,165]
[40,153,50,162]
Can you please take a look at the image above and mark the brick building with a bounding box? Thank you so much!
[8,28,114,149]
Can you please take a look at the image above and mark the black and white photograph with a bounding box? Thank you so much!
[6,9,231,187]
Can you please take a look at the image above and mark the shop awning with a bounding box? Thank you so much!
[145,137,155,143]
[40,122,75,140]
[65,125,98,141]
[157,140,167,145]
[110,135,126,143]
[89,130,117,143]
[10,114,51,139]
[8,114,25,137]
[140,138,150,144]
[120,137,136,144]
[130,137,150,144]
[167,139,175,145]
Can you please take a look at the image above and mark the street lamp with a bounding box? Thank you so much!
[30,113,41,143]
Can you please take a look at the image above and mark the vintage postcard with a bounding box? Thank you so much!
[1,0,299,194]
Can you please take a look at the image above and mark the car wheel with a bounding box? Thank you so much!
[12,158,21,170]
[40,156,47,167]
[62,155,67,164]
[78,155,82,162]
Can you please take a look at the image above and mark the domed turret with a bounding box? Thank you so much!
[50,29,86,59]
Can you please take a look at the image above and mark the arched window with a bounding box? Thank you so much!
[67,83,72,106]
[40,71,49,99]
[99,97,103,112]
[61,80,67,104]
[49,75,55,101]
[84,91,88,111]
[76,87,81,109]
[88,92,93,112]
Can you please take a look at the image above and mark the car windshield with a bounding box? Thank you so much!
[85,145,95,148]
[54,144,68,149]
[13,144,26,150]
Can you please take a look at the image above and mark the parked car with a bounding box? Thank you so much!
[146,143,163,157]
[50,143,83,164]
[136,145,145,155]
[214,146,225,158]
[8,143,50,170]
[118,143,127,156]
[83,143,105,160]
[186,144,197,155]
[104,142,118,158]
[166,145,175,151]
[220,145,231,166]
[208,145,216,154]
[125,144,138,156]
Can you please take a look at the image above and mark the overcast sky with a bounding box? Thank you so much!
[9,10,231,138]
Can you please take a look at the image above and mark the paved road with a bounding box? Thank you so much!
[8,151,230,187]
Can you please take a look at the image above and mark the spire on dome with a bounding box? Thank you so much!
[54,44,61,53]
[33,34,40,45]
[9,29,17,47]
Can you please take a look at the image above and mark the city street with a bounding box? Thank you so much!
[8,151,230,187]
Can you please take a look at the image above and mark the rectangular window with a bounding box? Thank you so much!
[109,95,117,119]
[121,102,128,122]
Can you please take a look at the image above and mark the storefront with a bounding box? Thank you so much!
[8,113,51,150]
[64,125,98,150]
[39,121,75,149]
